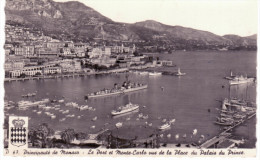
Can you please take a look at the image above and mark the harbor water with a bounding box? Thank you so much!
[4,51,256,148]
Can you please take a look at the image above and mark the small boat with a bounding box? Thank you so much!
[214,117,234,126]
[59,118,66,122]
[79,105,89,111]
[176,68,186,76]
[62,110,69,114]
[225,70,236,80]
[139,71,149,75]
[142,115,149,119]
[162,119,167,123]
[36,111,42,115]
[58,99,65,103]
[115,122,123,128]
[214,121,234,126]
[158,123,171,130]
[169,119,176,124]
[167,134,171,138]
[192,129,198,135]
[22,92,36,97]
[92,116,97,121]
[51,115,56,119]
[66,114,75,118]
[149,72,162,76]
[138,113,143,118]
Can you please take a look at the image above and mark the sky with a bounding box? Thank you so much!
[53,0,258,37]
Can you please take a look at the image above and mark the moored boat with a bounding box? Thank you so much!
[158,123,171,130]
[149,72,162,76]
[115,122,123,128]
[176,68,186,76]
[229,75,255,85]
[86,83,147,99]
[225,70,236,80]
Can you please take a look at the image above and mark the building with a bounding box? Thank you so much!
[90,57,116,67]
[59,60,82,73]
[4,61,25,71]
[23,45,35,57]
[46,42,65,49]
[14,46,24,55]
[111,44,135,54]
[43,67,62,75]
[88,47,111,58]
[8,64,57,77]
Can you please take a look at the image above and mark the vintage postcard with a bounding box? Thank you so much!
[0,0,258,159]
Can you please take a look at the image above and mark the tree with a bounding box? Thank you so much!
[61,129,76,144]
[28,123,54,148]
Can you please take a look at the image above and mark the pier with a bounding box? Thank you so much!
[4,68,129,82]
[199,112,256,148]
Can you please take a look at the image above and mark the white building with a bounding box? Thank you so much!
[88,47,111,58]
[43,67,62,75]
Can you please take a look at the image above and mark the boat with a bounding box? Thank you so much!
[92,116,97,121]
[112,109,139,119]
[139,71,149,75]
[229,75,255,85]
[225,70,236,80]
[58,99,65,103]
[176,68,186,76]
[86,82,148,99]
[79,105,89,111]
[149,72,162,76]
[22,92,36,97]
[158,123,171,130]
[169,119,176,124]
[111,103,139,116]
[214,121,234,126]
[115,122,123,128]
[214,117,234,126]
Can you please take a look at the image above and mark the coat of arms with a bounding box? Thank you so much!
[9,116,28,148]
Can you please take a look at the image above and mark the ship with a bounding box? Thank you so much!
[176,68,186,76]
[111,103,139,116]
[85,73,148,99]
[229,75,255,85]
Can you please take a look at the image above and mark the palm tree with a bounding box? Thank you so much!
[61,129,76,144]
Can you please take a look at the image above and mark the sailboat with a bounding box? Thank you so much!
[225,70,236,80]
[176,68,186,76]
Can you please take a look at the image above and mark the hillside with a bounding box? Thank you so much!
[5,0,257,50]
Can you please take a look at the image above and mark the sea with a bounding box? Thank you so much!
[4,51,257,148]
